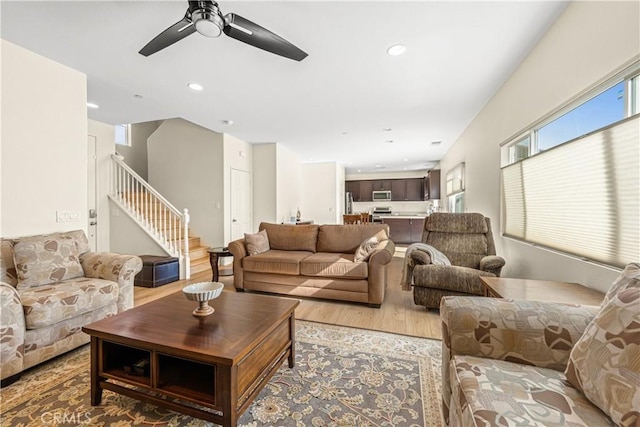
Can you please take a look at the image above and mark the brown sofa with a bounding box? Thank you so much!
[228,222,395,307]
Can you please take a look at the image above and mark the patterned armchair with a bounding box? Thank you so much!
[410,213,505,309]
[440,262,640,426]
[1,230,142,384]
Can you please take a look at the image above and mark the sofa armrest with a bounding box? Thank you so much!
[409,250,431,267]
[1,282,25,380]
[479,255,505,276]
[228,239,247,290]
[80,253,142,312]
[439,296,599,424]
[368,239,395,266]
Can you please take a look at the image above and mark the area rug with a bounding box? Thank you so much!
[0,321,443,426]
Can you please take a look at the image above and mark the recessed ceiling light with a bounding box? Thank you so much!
[403,158,409,162]
[134,94,143,99]
[187,82,204,91]
[382,128,392,132]
[357,169,362,173]
[86,102,99,109]
[431,140,442,145]
[342,131,348,135]
[221,119,234,126]
[387,44,406,56]
[385,140,394,144]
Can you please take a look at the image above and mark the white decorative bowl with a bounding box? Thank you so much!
[183,282,224,317]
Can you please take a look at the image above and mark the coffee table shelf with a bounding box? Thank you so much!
[157,354,216,404]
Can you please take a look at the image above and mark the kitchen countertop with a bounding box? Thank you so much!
[376,213,428,219]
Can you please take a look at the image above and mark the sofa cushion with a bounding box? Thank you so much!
[14,235,85,289]
[19,277,119,329]
[451,355,614,427]
[300,253,368,279]
[242,250,312,276]
[317,224,389,254]
[244,229,270,255]
[259,223,318,252]
[564,285,640,426]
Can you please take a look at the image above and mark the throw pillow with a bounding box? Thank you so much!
[564,286,640,426]
[14,235,84,289]
[245,230,270,256]
[602,262,640,306]
[353,231,387,262]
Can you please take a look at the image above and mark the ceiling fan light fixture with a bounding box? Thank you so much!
[387,44,406,56]
[192,9,224,38]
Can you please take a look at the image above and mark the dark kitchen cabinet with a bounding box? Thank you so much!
[406,178,424,201]
[372,180,392,191]
[391,180,406,201]
[382,217,425,244]
[390,178,424,201]
[346,181,361,202]
[425,170,441,200]
[359,181,374,201]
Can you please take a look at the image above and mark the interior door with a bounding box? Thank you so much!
[87,135,98,251]
[231,169,252,242]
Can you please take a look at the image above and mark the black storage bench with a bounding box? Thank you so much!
[135,255,179,288]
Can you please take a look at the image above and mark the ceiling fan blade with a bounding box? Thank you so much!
[223,13,307,61]
[139,15,196,57]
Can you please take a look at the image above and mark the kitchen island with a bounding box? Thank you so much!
[379,214,427,243]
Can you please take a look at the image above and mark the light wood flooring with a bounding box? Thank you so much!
[134,248,442,340]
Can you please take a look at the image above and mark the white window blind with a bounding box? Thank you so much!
[501,115,639,268]
[446,163,465,196]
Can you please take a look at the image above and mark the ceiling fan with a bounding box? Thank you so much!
[139,0,307,61]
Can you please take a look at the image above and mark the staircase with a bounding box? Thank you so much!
[109,154,211,279]
[128,200,212,276]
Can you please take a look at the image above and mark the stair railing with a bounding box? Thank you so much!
[109,154,190,279]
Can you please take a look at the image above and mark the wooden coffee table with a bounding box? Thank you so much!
[479,277,604,306]
[82,291,299,426]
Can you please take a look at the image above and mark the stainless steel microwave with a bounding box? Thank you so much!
[372,190,392,201]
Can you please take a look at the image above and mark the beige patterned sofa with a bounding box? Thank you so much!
[229,222,395,307]
[1,230,142,384]
[440,262,640,426]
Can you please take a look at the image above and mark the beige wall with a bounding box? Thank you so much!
[147,118,224,247]
[302,162,344,224]
[117,121,160,181]
[276,144,303,224]
[252,144,278,229]
[1,40,88,237]
[439,1,640,292]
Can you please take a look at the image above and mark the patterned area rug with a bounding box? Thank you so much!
[0,321,442,426]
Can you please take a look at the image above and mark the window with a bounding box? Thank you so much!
[504,63,639,165]
[115,124,131,146]
[500,61,640,268]
[502,115,639,268]
[446,163,465,213]
[536,82,625,152]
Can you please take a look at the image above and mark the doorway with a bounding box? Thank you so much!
[230,169,252,242]
[87,135,98,251]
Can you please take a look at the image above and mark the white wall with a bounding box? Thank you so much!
[439,1,640,292]
[253,144,278,229]
[302,162,344,225]
[109,205,167,256]
[1,40,88,237]
[147,118,223,247]
[276,144,303,224]
[223,133,253,243]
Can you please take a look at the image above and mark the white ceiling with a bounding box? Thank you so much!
[1,1,567,174]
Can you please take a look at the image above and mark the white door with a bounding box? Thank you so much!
[87,135,98,251]
[231,169,252,242]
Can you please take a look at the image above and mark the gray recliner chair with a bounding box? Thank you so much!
[410,213,505,309]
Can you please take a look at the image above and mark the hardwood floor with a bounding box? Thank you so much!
[134,249,442,340]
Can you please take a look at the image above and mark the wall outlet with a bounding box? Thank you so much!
[56,210,80,222]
